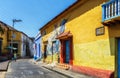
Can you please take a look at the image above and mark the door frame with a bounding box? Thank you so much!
[0,38,3,56]
[60,37,73,65]
[43,41,48,62]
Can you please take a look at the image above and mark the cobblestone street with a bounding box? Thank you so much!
[5,59,68,78]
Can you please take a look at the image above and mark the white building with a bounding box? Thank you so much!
[21,32,34,58]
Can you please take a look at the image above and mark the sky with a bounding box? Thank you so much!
[0,0,77,37]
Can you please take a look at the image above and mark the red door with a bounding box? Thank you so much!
[60,38,73,65]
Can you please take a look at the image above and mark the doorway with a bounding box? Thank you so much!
[60,37,73,65]
[0,39,2,55]
[65,40,70,64]
[13,43,18,53]
[43,45,47,61]
[39,43,41,57]
[10,43,18,53]
[117,38,120,77]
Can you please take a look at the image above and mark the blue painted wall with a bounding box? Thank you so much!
[34,34,42,60]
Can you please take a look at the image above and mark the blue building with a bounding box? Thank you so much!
[34,33,42,60]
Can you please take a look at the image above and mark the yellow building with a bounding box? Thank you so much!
[0,21,33,59]
[7,26,22,57]
[0,21,9,55]
[0,21,25,58]
[0,21,22,58]
[39,0,120,78]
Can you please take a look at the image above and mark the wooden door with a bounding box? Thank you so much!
[118,38,120,77]
[65,40,70,64]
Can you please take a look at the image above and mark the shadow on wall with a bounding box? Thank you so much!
[108,24,120,56]
[107,17,120,78]
[26,41,31,57]
[109,38,116,56]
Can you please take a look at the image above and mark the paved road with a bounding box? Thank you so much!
[5,59,68,78]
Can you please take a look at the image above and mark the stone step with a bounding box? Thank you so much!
[56,63,70,70]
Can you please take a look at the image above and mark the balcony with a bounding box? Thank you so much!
[102,0,120,26]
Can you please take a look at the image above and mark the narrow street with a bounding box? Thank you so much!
[5,59,68,78]
[0,0,116,78]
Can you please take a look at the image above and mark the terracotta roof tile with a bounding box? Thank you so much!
[56,31,72,39]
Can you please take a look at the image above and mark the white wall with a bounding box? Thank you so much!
[21,34,27,57]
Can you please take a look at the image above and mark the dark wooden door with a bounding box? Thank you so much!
[118,38,120,77]
[65,40,70,64]
[0,39,2,55]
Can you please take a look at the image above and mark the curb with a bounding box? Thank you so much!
[6,60,11,71]
[42,66,72,78]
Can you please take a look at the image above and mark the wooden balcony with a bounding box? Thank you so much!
[102,0,120,26]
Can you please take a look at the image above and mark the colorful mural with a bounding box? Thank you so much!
[45,19,67,55]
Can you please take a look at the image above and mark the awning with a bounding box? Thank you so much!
[5,46,17,50]
[56,31,72,39]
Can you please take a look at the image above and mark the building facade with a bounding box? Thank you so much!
[21,32,34,58]
[21,32,27,57]
[0,21,9,56]
[102,0,120,77]
[39,0,118,78]
[34,33,42,60]
[0,21,33,59]
[27,37,34,57]
[8,26,22,57]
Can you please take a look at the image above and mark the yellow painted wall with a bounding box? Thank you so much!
[41,0,114,71]
[65,0,114,71]
[8,30,21,55]
[44,53,59,63]
[0,24,8,53]
[8,30,21,41]
[1,29,8,53]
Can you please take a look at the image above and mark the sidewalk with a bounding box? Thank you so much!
[0,60,10,71]
[0,60,10,78]
[30,59,95,78]
[43,65,94,78]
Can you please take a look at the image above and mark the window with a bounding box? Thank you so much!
[59,19,67,33]
[60,19,67,26]
[41,30,46,36]
[54,24,58,29]
[52,41,56,53]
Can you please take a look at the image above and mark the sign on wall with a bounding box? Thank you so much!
[96,26,105,36]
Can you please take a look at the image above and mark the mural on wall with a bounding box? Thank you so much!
[46,19,67,55]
